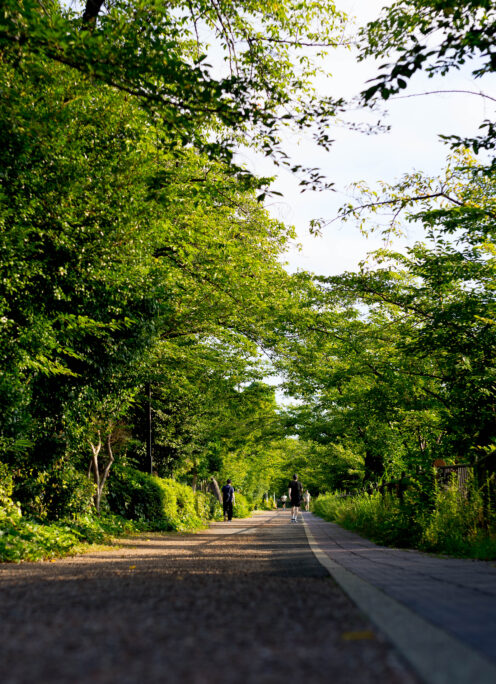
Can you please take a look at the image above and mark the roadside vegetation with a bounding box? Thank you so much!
[0,461,255,562]
[313,477,496,560]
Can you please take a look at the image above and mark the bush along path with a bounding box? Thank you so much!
[313,479,496,560]
[0,466,253,563]
[0,510,418,684]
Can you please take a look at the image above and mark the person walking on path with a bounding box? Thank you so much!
[288,474,303,522]
[303,489,311,512]
[222,479,235,521]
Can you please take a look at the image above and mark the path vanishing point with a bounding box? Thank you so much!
[1,510,496,684]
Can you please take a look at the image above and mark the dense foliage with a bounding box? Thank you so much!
[0,41,298,514]
[285,0,496,551]
[1,0,496,561]
[313,478,496,559]
[279,155,496,484]
[0,0,346,187]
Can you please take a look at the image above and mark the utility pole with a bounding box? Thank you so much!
[146,383,153,474]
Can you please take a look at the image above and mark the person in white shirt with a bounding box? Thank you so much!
[303,490,311,511]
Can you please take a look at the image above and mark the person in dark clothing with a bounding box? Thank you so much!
[221,479,235,521]
[288,473,303,522]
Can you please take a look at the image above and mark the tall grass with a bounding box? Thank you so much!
[313,479,496,560]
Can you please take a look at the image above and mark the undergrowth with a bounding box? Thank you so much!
[0,513,139,563]
[313,479,496,560]
[0,464,252,563]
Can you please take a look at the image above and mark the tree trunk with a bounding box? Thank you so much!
[82,0,105,25]
[97,433,114,510]
[89,431,102,512]
[210,477,222,504]
[88,430,114,514]
[146,383,153,474]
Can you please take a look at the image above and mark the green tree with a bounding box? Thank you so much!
[0,44,310,513]
[295,155,496,483]
[0,0,346,186]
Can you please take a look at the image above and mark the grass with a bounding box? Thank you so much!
[0,513,142,563]
[313,484,496,560]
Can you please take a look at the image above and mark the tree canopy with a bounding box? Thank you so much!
[0,0,346,186]
[1,0,496,526]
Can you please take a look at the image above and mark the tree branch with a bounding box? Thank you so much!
[335,191,465,225]
[391,89,496,105]
[82,0,105,25]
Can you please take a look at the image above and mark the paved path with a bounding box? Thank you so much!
[2,510,495,684]
[0,510,417,684]
[303,512,496,684]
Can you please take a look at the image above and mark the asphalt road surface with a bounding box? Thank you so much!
[0,510,418,684]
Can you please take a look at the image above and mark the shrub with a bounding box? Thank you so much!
[13,464,95,520]
[0,462,21,524]
[107,466,166,523]
[313,480,496,559]
[107,466,212,530]
[206,493,224,521]
[195,490,222,521]
[421,482,494,558]
[233,492,253,518]
[257,497,277,511]
[0,512,138,563]
[194,490,211,519]
[314,490,424,548]
[157,478,204,530]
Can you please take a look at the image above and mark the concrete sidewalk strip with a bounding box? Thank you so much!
[304,514,496,663]
[302,515,496,684]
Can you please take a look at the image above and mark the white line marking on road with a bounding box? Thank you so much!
[302,515,496,684]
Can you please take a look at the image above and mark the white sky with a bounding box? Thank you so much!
[246,0,495,278]
[249,0,496,400]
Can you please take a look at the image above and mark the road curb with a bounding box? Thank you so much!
[302,514,496,684]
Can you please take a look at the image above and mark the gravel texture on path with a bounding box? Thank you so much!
[0,510,419,684]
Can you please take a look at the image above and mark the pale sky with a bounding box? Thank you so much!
[250,0,495,278]
[250,0,495,398]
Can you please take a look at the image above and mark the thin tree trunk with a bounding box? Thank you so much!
[97,433,114,511]
[146,383,153,474]
[210,477,222,504]
[89,431,102,512]
[88,430,114,514]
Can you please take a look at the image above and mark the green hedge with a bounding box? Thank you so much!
[196,490,223,521]
[106,466,217,530]
[13,463,95,520]
[107,466,169,524]
[232,491,253,518]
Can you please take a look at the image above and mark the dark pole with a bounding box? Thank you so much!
[146,383,153,474]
